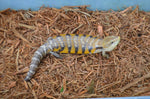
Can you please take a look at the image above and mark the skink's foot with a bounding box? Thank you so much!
[102,51,109,58]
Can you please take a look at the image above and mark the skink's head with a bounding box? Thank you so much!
[94,36,120,53]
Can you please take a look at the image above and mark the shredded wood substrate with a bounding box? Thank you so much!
[0,6,150,98]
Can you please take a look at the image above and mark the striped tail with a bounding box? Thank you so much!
[24,44,48,81]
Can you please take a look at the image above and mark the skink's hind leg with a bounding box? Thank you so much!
[50,51,63,59]
[47,37,53,41]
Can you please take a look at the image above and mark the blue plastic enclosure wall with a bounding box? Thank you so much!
[0,0,150,11]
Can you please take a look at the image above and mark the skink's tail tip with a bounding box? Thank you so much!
[24,77,30,82]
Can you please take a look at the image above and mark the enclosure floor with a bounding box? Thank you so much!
[0,6,150,98]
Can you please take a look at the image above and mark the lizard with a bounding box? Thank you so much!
[24,34,120,81]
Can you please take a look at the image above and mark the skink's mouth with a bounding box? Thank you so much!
[115,36,120,45]
[118,36,120,41]
[118,36,121,44]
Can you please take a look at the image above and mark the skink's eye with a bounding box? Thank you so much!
[111,42,114,44]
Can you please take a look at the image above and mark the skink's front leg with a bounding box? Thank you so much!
[102,51,109,58]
